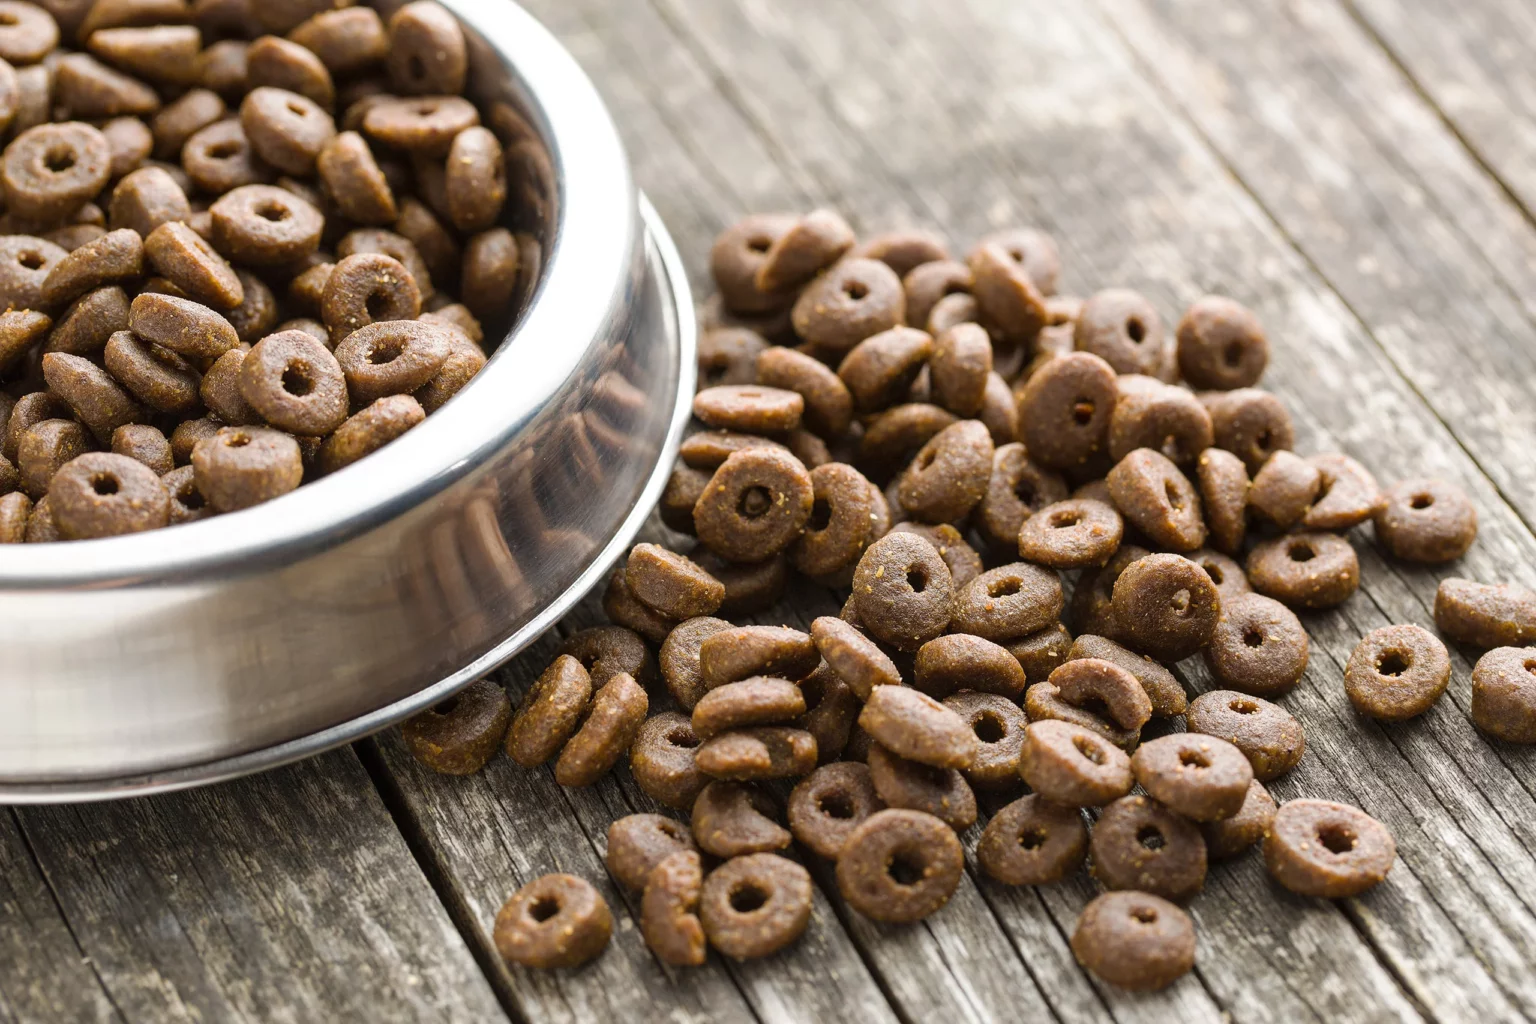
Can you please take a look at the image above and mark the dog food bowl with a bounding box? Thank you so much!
[0,0,695,801]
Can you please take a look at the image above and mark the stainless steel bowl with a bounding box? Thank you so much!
[0,0,695,801]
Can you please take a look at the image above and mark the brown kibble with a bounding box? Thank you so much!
[810,614,902,700]
[1176,295,1269,390]
[144,221,245,310]
[941,691,1027,789]
[695,726,817,781]
[387,1,467,96]
[190,425,302,512]
[975,442,1068,550]
[1067,633,1186,718]
[836,809,962,923]
[850,531,955,651]
[41,351,141,444]
[246,34,334,108]
[1020,719,1133,807]
[693,446,814,564]
[640,850,706,967]
[915,633,1027,700]
[1303,452,1383,530]
[102,331,201,415]
[700,852,812,960]
[625,542,725,620]
[791,257,905,357]
[1435,578,1536,649]
[111,423,172,476]
[290,8,390,78]
[318,130,397,226]
[605,813,697,892]
[1203,593,1310,698]
[240,329,348,436]
[459,226,518,319]
[602,568,677,644]
[969,241,1046,344]
[1018,497,1123,569]
[1019,351,1118,472]
[1247,532,1360,610]
[55,53,159,118]
[401,679,511,776]
[692,384,803,434]
[630,712,707,811]
[977,793,1087,886]
[1107,448,1206,551]
[494,874,611,970]
[240,86,334,176]
[1264,799,1395,899]
[2,123,113,225]
[0,491,31,542]
[1344,624,1451,721]
[1207,387,1295,473]
[692,676,805,741]
[0,235,68,312]
[1131,733,1253,823]
[1007,623,1075,686]
[787,761,883,859]
[865,742,976,831]
[553,671,648,787]
[211,183,324,268]
[1111,553,1221,662]
[754,208,853,292]
[333,318,450,403]
[39,228,143,307]
[858,685,978,770]
[698,624,818,689]
[319,394,424,474]
[691,780,790,858]
[1374,477,1478,564]
[182,118,270,195]
[1186,690,1305,782]
[1090,795,1207,902]
[1249,450,1321,529]
[48,451,168,539]
[1071,891,1195,992]
[896,418,993,524]
[506,654,592,767]
[1470,647,1536,743]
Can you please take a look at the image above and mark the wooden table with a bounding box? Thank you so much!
[7,0,1536,1020]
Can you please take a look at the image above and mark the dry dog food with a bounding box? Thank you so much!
[0,0,526,543]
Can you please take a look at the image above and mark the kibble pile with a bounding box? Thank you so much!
[0,0,533,541]
[404,212,1536,984]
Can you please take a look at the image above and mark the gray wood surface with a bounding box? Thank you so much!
[6,0,1536,1021]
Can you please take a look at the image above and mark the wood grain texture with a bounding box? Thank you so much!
[12,752,506,1024]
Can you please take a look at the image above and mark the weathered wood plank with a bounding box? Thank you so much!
[374,610,901,1024]
[12,752,506,1024]
[627,0,1430,1018]
[1104,0,1536,537]
[0,810,120,1024]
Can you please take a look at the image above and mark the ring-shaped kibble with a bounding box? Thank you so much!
[400,678,512,776]
[1303,452,1384,531]
[1207,387,1296,473]
[387,0,468,94]
[1343,624,1451,721]
[790,257,905,356]
[0,1,57,64]
[796,663,860,763]
[699,852,812,960]
[700,327,768,388]
[238,329,349,436]
[926,291,979,336]
[698,625,819,689]
[604,813,697,892]
[111,424,173,475]
[1435,578,1536,649]
[1204,790,1277,868]
[625,543,725,620]
[152,88,225,161]
[787,761,883,860]
[362,95,480,155]
[199,347,259,427]
[240,86,336,176]
[977,793,1087,887]
[915,633,1027,700]
[1246,532,1360,610]
[47,286,129,358]
[658,616,733,710]
[975,227,1060,295]
[975,442,1069,550]
[847,228,948,280]
[809,615,902,700]
[1068,633,1187,718]
[1018,497,1123,569]
[493,873,612,970]
[39,228,144,308]
[1071,891,1196,992]
[247,32,334,111]
[1186,690,1305,781]
[2,122,112,222]
[553,671,648,788]
[835,808,963,924]
[857,402,957,474]
[679,430,789,470]
[1374,477,1478,564]
[1111,553,1222,663]
[1203,592,1308,698]
[1024,681,1140,751]
[708,213,797,315]
[836,326,933,414]
[693,446,814,564]
[691,676,805,741]
[144,221,245,310]
[1018,351,1118,472]
[630,711,707,811]
[1249,450,1321,529]
[941,691,1027,789]
[209,184,325,267]
[691,384,804,434]
[1069,543,1149,638]
[560,625,653,691]
[181,119,272,195]
[603,570,678,642]
[691,780,790,858]
[1048,656,1153,732]
[170,416,222,466]
[1471,647,1536,743]
[929,322,993,417]
[24,493,58,541]
[1264,799,1396,899]
[754,345,853,437]
[850,531,954,652]
[318,393,425,474]
[444,125,506,233]
[1197,446,1250,556]
[897,419,993,524]
[1107,382,1213,466]
[1188,547,1251,605]
[1176,295,1269,391]
[638,850,705,967]
[107,165,190,241]
[752,208,854,292]
[864,742,977,831]
[790,462,876,579]
[102,330,201,415]
[0,309,50,371]
[332,318,449,404]
[1075,288,1167,376]
[40,352,141,446]
[1090,794,1208,902]
[316,130,397,225]
[414,328,487,413]
[968,241,1047,344]
[694,726,817,782]
[0,235,67,312]
[129,292,240,361]
[1130,733,1253,823]
[902,260,971,335]
[505,654,592,767]
[49,452,170,540]
[948,561,1062,643]
[1020,719,1133,807]
[1106,448,1206,551]
[161,465,210,525]
[858,685,978,770]
[1008,623,1074,687]
[190,425,303,513]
